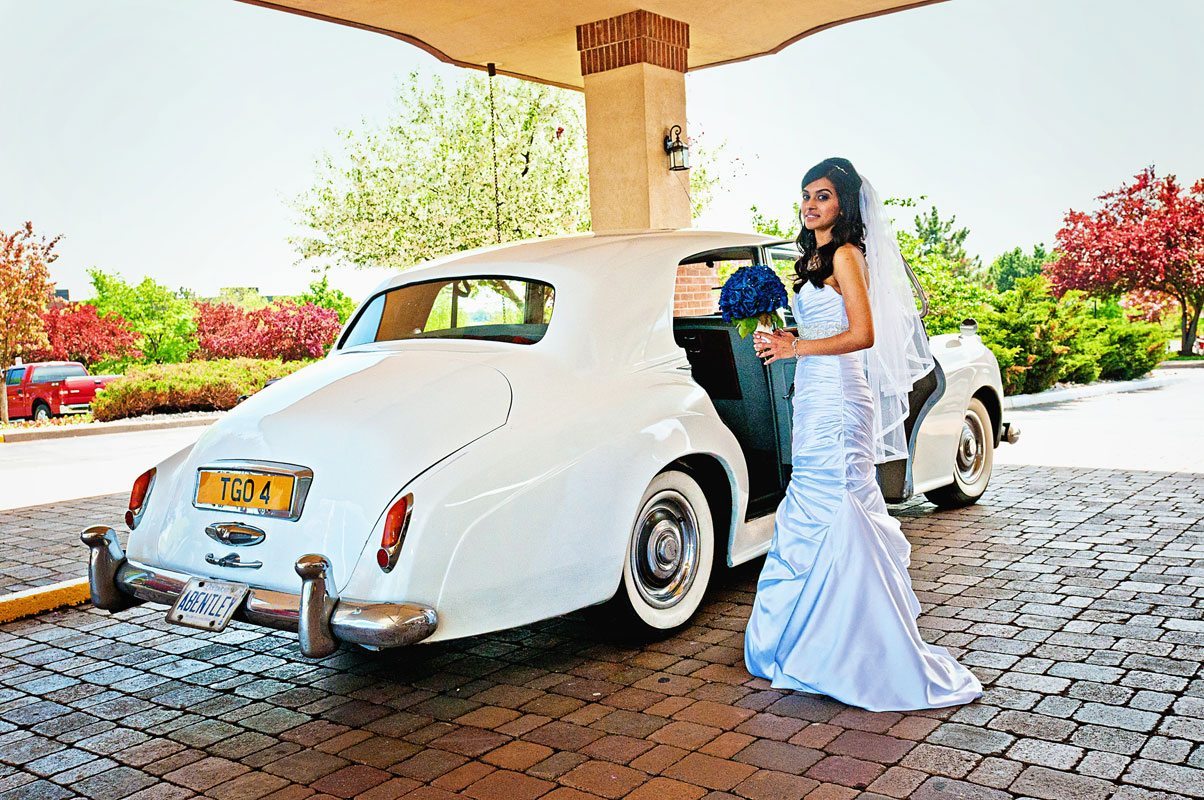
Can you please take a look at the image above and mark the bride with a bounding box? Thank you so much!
[744,157,982,711]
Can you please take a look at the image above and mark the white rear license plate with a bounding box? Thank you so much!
[167,578,249,632]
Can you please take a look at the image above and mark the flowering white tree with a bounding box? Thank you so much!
[294,72,723,270]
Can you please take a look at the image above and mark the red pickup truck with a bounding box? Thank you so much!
[3,362,120,421]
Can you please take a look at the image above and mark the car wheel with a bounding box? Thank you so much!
[32,402,51,422]
[595,470,715,637]
[925,397,993,509]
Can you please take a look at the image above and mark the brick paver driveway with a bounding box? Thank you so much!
[1,495,126,593]
[0,465,1200,799]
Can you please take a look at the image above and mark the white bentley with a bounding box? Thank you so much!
[84,231,1017,657]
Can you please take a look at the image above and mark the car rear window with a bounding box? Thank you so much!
[341,277,555,348]
[30,365,86,383]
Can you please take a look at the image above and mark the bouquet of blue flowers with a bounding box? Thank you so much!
[718,265,790,339]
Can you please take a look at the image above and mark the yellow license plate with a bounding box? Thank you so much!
[196,471,295,513]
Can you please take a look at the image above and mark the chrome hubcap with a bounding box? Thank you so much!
[631,491,699,609]
[956,413,986,485]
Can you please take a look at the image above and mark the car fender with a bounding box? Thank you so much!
[125,442,198,564]
[337,368,747,642]
[913,333,1004,493]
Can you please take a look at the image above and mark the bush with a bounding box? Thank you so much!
[975,277,1097,395]
[92,359,310,421]
[1096,319,1166,380]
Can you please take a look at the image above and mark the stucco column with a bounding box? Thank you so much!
[577,11,690,231]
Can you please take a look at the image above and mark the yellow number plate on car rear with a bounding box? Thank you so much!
[196,471,295,513]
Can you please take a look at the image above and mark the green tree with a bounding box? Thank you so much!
[989,243,1050,292]
[216,286,269,309]
[749,203,800,239]
[912,206,982,276]
[297,276,357,324]
[897,231,995,335]
[88,270,196,363]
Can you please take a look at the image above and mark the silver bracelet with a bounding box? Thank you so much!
[791,336,800,357]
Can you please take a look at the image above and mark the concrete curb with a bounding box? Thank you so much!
[0,578,90,623]
[1003,374,1181,410]
[0,414,219,444]
[1156,359,1204,369]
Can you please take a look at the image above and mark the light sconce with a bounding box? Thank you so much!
[663,125,690,171]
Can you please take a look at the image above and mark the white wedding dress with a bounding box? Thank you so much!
[743,281,983,712]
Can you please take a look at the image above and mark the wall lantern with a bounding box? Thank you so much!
[663,125,690,171]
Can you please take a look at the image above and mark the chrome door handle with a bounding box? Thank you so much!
[206,553,262,569]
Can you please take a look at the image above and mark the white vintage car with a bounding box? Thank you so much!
[84,231,1016,657]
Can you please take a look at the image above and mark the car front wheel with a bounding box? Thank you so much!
[596,470,715,637]
[925,397,994,509]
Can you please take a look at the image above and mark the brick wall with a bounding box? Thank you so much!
[673,263,719,317]
[576,10,689,75]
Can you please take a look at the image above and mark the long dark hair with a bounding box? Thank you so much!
[793,157,866,292]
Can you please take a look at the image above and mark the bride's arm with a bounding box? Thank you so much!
[755,245,874,363]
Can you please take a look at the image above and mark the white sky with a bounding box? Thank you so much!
[2,0,1202,301]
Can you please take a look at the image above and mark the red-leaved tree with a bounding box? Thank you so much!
[31,301,142,368]
[194,301,341,361]
[194,301,252,360]
[1,222,59,424]
[1048,167,1204,355]
[252,301,342,361]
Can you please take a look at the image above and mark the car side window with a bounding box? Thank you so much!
[341,277,555,348]
[62,364,87,378]
[30,367,55,384]
[770,248,799,284]
[4,367,24,386]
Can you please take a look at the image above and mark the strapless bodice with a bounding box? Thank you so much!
[792,282,849,340]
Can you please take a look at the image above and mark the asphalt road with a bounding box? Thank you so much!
[0,426,208,511]
[995,368,1203,474]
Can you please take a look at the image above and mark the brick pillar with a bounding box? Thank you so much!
[576,11,690,232]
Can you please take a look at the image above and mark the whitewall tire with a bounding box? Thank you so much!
[925,397,994,508]
[605,470,714,635]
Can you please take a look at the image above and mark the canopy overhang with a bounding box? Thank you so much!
[237,0,947,89]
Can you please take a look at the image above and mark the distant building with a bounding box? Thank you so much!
[54,289,70,302]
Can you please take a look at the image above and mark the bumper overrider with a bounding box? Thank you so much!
[81,526,438,657]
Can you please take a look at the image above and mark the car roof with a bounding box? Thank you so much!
[355,230,783,370]
[375,229,780,288]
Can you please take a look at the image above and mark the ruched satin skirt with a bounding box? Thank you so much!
[744,352,982,711]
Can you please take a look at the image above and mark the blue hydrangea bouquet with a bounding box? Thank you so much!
[718,265,790,339]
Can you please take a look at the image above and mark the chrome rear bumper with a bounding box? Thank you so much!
[81,526,437,657]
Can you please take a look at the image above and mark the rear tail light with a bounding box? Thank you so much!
[126,468,156,529]
[376,493,413,572]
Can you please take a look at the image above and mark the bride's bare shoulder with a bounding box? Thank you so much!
[833,243,867,266]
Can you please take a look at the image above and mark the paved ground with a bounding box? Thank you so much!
[0,494,126,594]
[996,369,1203,474]
[0,464,1201,799]
[0,427,208,512]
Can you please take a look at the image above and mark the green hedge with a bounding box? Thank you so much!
[912,264,1170,395]
[92,359,311,422]
[1096,319,1167,380]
